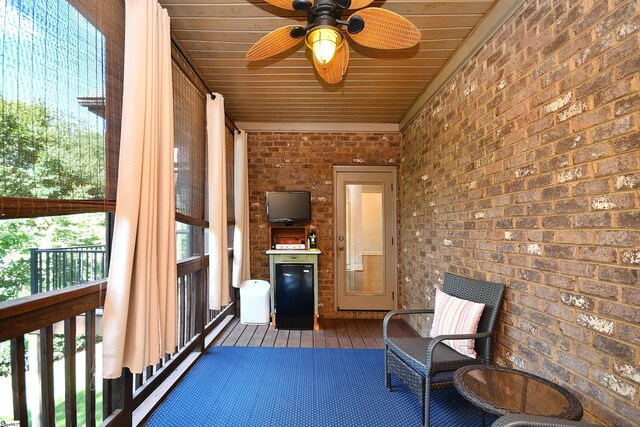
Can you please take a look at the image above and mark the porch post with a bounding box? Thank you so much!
[106,368,133,426]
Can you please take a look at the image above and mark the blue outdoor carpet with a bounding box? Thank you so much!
[147,346,491,427]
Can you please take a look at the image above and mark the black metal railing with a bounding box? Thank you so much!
[30,245,106,294]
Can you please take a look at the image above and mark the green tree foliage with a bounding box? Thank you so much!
[0,99,50,196]
[0,219,36,301]
[0,96,105,199]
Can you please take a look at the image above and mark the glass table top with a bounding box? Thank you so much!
[454,365,582,419]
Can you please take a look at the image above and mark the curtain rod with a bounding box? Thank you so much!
[170,38,240,133]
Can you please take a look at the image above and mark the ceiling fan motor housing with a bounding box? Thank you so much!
[289,0,367,39]
[308,0,343,27]
[290,0,350,39]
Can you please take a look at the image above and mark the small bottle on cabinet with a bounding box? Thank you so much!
[308,227,317,249]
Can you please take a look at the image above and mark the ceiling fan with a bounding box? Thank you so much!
[246,0,421,84]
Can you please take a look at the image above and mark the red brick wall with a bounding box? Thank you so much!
[246,132,401,318]
[400,0,639,425]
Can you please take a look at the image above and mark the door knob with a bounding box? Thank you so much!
[338,245,344,251]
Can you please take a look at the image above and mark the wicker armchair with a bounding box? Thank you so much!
[383,273,505,427]
[492,414,601,426]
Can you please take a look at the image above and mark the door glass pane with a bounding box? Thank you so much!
[345,184,384,295]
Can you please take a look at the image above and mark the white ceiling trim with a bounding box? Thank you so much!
[237,122,400,133]
[400,0,526,130]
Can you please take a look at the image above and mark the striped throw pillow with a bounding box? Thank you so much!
[429,288,486,359]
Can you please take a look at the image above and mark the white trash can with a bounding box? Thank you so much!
[239,280,271,325]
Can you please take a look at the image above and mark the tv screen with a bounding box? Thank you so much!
[266,191,311,223]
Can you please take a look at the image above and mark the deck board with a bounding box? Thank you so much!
[312,325,327,348]
[261,326,277,347]
[334,319,352,348]
[220,319,244,346]
[387,317,409,338]
[235,324,257,347]
[211,317,239,346]
[301,330,313,348]
[287,330,301,347]
[365,319,385,349]
[248,325,268,347]
[397,318,422,338]
[344,319,367,349]
[324,318,340,348]
[216,318,417,349]
[274,329,289,347]
[355,320,379,349]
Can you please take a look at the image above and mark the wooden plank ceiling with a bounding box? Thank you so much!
[160,0,497,123]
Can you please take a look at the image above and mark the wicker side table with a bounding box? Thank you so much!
[453,365,583,421]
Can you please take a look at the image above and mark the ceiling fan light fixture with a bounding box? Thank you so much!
[306,26,343,66]
[247,3,421,84]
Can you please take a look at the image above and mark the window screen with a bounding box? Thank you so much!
[0,0,124,218]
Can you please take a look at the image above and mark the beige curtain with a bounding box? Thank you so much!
[208,93,230,310]
[102,0,176,378]
[232,130,251,288]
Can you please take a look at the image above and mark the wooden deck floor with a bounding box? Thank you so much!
[213,317,419,349]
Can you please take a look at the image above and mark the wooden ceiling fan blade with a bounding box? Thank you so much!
[348,8,421,49]
[348,0,374,9]
[313,39,350,84]
[263,0,295,10]
[246,26,303,61]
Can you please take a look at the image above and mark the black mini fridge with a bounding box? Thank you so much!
[275,263,314,330]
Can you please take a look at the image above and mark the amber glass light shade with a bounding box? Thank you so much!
[306,26,343,66]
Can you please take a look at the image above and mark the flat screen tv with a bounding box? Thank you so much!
[266,191,311,224]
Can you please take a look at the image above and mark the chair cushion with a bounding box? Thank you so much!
[429,288,485,358]
[386,337,475,377]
